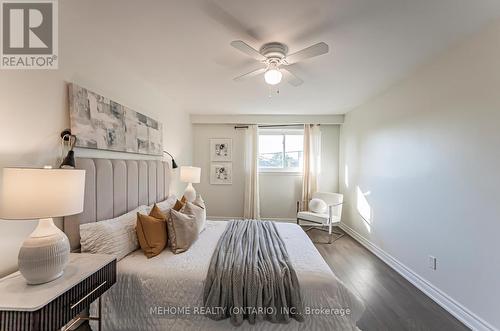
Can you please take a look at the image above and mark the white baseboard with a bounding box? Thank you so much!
[208,216,295,223]
[207,216,241,221]
[339,222,497,331]
[262,217,295,223]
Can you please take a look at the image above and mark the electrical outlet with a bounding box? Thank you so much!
[428,256,437,270]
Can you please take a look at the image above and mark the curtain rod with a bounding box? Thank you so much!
[234,124,311,129]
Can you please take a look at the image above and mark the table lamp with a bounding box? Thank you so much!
[180,166,201,202]
[0,168,86,284]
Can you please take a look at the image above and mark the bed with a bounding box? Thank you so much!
[64,158,364,330]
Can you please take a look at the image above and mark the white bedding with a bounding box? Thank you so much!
[94,220,364,331]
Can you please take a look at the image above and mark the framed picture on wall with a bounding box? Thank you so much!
[210,163,232,185]
[210,138,232,162]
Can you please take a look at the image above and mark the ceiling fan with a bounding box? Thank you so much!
[231,40,329,87]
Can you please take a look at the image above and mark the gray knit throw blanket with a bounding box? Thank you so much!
[203,220,304,326]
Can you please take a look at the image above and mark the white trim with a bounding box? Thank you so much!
[259,170,303,176]
[207,216,241,221]
[190,114,344,125]
[262,217,295,223]
[258,128,304,135]
[208,216,295,223]
[339,222,498,331]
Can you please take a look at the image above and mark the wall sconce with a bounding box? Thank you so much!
[60,130,76,168]
[163,151,178,169]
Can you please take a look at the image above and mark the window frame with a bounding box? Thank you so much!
[258,128,304,173]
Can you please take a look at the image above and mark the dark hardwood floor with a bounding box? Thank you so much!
[306,227,469,331]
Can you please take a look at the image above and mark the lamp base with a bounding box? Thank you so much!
[183,182,196,202]
[18,218,70,285]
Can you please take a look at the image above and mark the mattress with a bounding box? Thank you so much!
[94,220,364,330]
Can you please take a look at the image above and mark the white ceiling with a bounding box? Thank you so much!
[62,0,500,115]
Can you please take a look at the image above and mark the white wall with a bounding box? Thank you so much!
[0,2,192,277]
[320,125,341,193]
[259,173,302,219]
[193,124,340,219]
[192,125,246,218]
[339,19,500,330]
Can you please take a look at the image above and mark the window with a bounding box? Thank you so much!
[258,128,304,172]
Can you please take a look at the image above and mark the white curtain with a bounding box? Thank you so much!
[243,125,260,219]
[302,124,321,203]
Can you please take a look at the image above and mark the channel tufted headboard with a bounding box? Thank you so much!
[63,157,171,251]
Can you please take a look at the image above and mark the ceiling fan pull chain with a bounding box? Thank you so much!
[268,85,280,98]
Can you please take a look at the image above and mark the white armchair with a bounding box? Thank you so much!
[297,192,344,244]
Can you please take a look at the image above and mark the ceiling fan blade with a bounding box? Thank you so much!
[233,67,266,81]
[292,21,336,44]
[281,67,304,87]
[285,42,329,65]
[202,1,265,42]
[231,40,266,61]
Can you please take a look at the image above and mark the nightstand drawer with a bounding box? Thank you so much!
[0,258,116,331]
[65,259,116,315]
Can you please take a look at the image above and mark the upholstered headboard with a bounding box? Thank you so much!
[63,157,171,251]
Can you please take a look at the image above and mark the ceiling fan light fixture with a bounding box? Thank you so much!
[231,40,329,87]
[264,68,282,85]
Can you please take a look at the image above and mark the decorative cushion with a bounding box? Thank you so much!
[150,203,167,220]
[173,199,185,211]
[193,194,206,211]
[309,198,327,214]
[182,201,206,233]
[155,195,177,213]
[136,212,167,258]
[80,205,149,260]
[167,209,199,254]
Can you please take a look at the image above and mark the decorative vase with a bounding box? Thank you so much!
[17,218,70,285]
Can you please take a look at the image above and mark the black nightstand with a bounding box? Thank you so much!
[0,254,116,331]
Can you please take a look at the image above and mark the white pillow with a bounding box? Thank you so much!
[154,195,177,213]
[80,205,149,260]
[183,195,206,233]
[309,198,327,214]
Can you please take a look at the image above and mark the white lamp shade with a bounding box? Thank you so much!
[0,168,86,220]
[180,166,201,184]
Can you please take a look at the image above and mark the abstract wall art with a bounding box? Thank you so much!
[68,83,163,155]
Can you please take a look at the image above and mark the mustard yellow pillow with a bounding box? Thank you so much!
[136,212,167,258]
[150,203,167,220]
[173,199,185,211]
